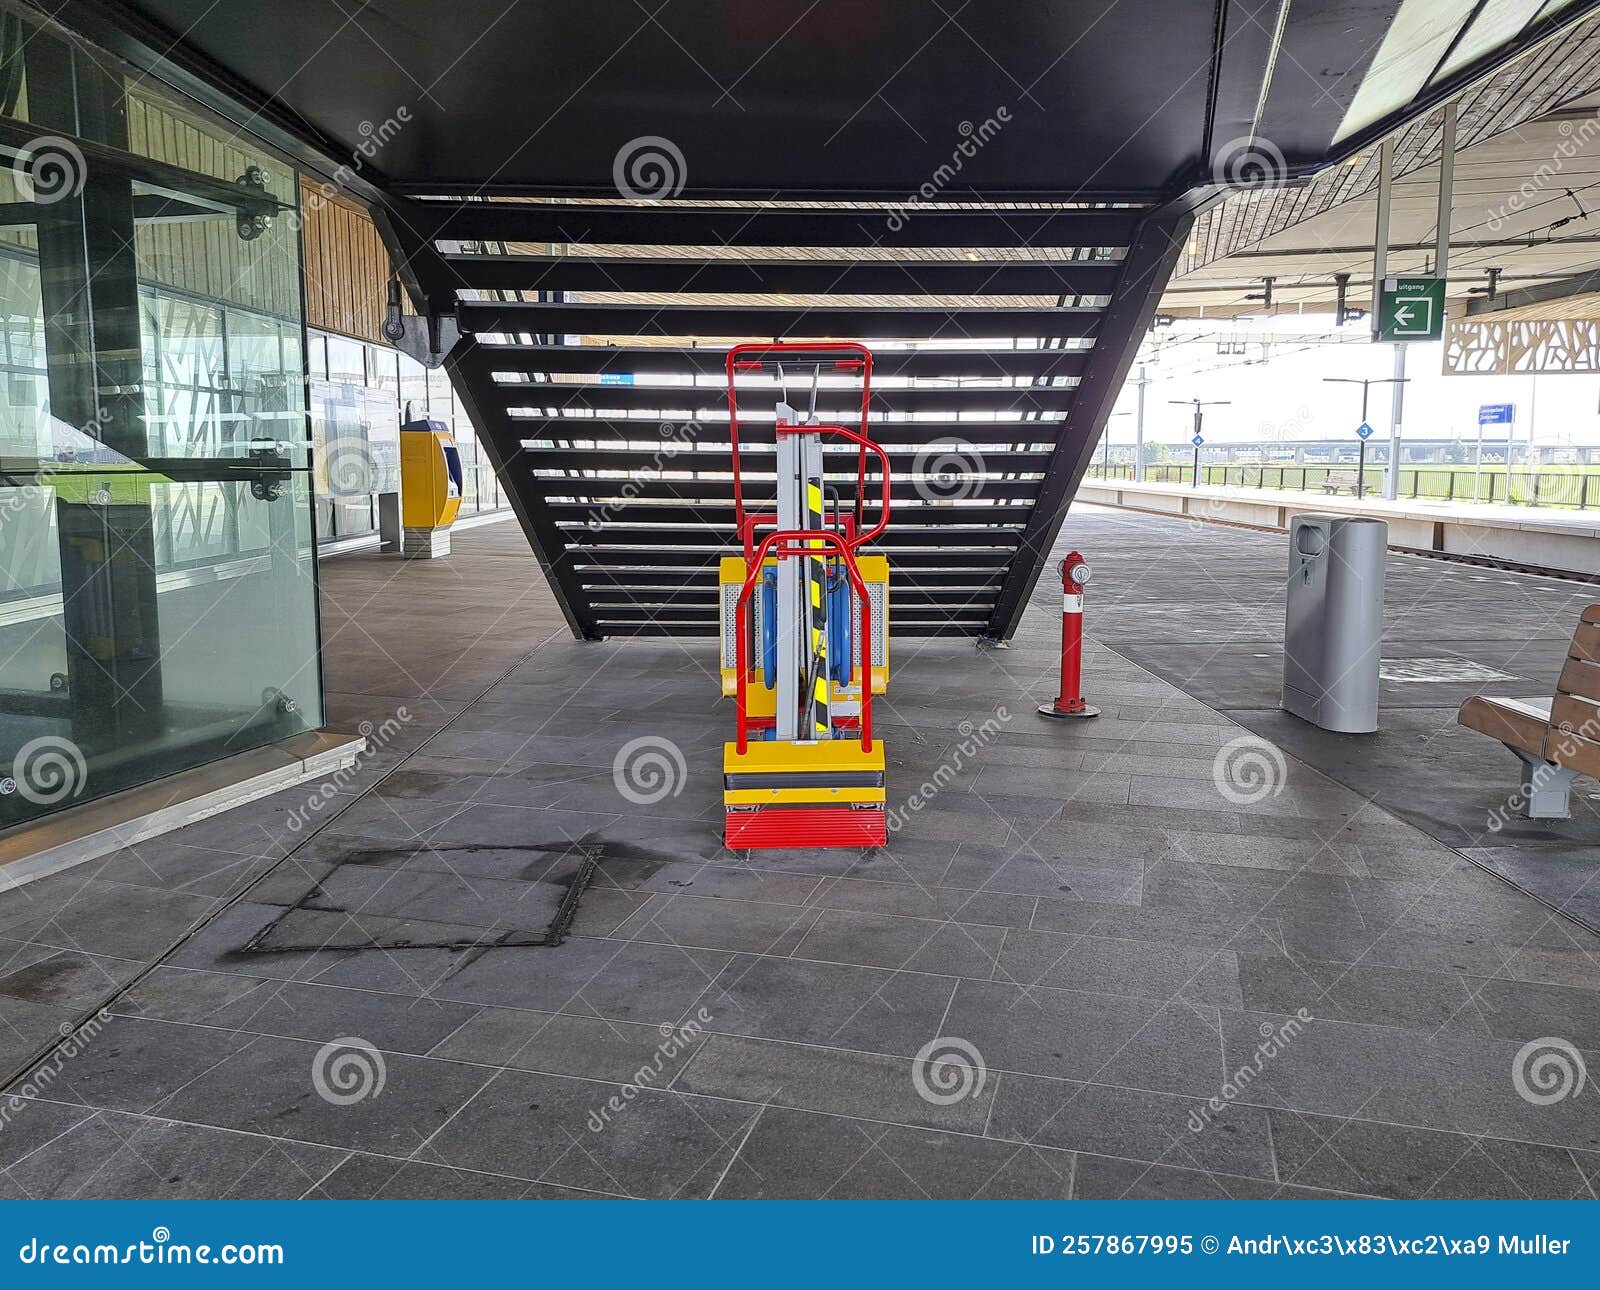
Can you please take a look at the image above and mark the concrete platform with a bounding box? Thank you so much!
[0,522,1596,1200]
[1079,479,1600,576]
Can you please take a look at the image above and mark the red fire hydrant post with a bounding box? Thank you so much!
[1038,552,1100,720]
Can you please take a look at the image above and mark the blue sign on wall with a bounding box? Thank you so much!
[1478,403,1515,425]
[599,372,636,385]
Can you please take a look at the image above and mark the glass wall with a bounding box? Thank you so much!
[0,7,321,828]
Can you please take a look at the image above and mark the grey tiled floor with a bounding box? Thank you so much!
[1,517,1597,1200]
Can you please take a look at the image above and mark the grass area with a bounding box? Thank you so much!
[1086,463,1600,508]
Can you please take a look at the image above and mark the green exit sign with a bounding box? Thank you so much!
[1376,276,1444,342]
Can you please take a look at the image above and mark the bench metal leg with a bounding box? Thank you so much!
[1509,748,1578,820]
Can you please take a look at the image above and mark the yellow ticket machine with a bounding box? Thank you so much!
[399,418,462,558]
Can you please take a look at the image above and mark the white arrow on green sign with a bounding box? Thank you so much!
[1376,276,1444,343]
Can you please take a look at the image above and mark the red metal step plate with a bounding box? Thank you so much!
[725,806,887,849]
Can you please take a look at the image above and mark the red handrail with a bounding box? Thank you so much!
[725,342,875,537]
[734,529,873,756]
[774,422,892,548]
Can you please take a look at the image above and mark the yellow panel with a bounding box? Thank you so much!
[725,787,886,806]
[400,430,461,529]
[718,554,889,696]
[724,739,885,775]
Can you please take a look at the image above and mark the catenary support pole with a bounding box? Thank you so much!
[1385,344,1407,500]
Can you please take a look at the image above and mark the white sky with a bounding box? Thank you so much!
[1107,320,1600,449]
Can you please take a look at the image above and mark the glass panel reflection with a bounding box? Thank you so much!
[0,5,320,829]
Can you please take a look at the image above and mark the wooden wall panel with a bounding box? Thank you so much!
[300,179,395,346]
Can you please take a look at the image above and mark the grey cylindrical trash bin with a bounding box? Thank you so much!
[1282,514,1387,733]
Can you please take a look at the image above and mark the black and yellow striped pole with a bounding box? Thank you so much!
[805,476,829,738]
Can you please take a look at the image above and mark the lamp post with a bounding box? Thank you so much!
[1169,398,1230,488]
[1322,376,1409,500]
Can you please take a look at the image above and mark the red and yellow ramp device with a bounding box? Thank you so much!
[718,343,891,850]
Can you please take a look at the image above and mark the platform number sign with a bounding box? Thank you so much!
[1376,277,1444,342]
[1355,422,1374,440]
[1191,434,1204,447]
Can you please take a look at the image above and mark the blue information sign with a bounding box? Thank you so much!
[1191,434,1204,447]
[1356,422,1374,440]
[1478,403,1515,425]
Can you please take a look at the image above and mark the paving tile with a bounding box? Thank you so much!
[692,955,956,1058]
[1237,955,1477,1033]
[1215,1010,1412,1120]
[77,843,276,900]
[0,879,220,963]
[598,857,823,905]
[793,910,1005,978]
[417,1068,755,1198]
[428,1006,709,1083]
[675,1033,993,1133]
[1,1109,344,1199]
[114,968,481,1055]
[312,1153,597,1199]
[1071,1153,1348,1199]
[987,1074,1274,1179]
[715,1106,1074,1199]
[0,1097,99,1170]
[4,1015,252,1114]
[972,767,1134,804]
[0,943,140,1015]
[940,852,1142,904]
[1030,898,1282,956]
[807,876,1037,928]
[1462,846,1600,930]
[1269,1110,1595,1200]
[149,1030,494,1156]
[1465,976,1600,1049]
[1363,1030,1600,1153]
[620,893,819,955]
[996,930,1242,1008]
[434,938,730,1023]
[942,979,1223,1095]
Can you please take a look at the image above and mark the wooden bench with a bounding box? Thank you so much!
[1320,470,1369,497]
[1457,605,1600,818]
